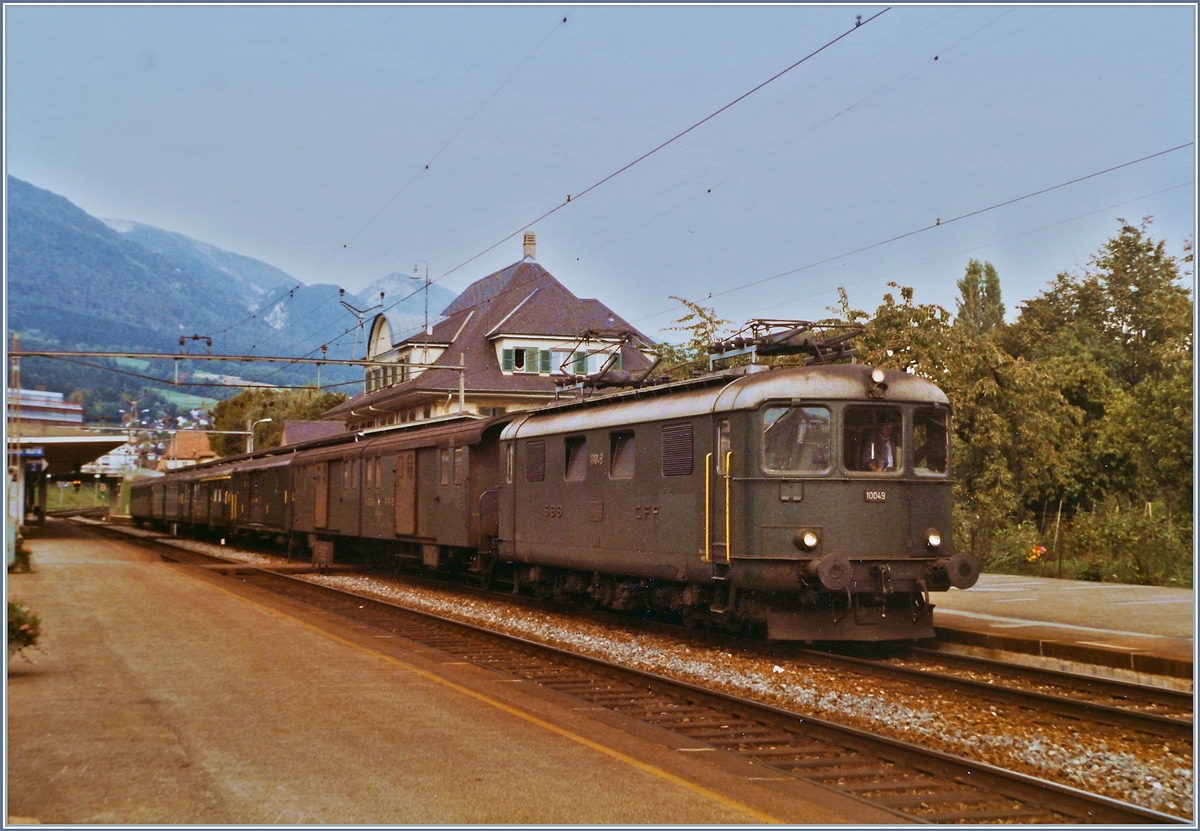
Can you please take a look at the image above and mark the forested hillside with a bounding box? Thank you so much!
[6,176,457,421]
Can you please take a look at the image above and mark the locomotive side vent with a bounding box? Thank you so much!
[525,440,546,482]
[661,423,694,476]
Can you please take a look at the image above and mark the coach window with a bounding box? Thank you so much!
[505,443,514,484]
[844,405,903,474]
[565,436,587,481]
[762,405,831,474]
[440,448,452,486]
[913,407,949,476]
[610,431,635,479]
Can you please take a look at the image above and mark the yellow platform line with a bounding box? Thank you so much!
[208,581,783,824]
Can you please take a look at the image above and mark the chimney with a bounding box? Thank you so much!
[523,232,536,260]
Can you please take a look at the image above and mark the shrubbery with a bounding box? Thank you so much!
[7,597,41,660]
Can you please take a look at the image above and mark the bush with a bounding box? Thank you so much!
[7,597,41,660]
[1061,500,1192,587]
[957,499,1191,588]
[9,537,33,573]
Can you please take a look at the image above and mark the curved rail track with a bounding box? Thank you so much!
[101,525,1186,825]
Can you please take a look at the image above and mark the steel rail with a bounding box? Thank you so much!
[88,523,1187,825]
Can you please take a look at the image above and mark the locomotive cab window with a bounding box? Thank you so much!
[913,407,949,475]
[762,405,831,474]
[609,431,635,479]
[564,436,587,481]
[844,406,903,473]
[440,448,452,486]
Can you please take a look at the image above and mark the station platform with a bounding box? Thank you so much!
[5,521,895,825]
[931,574,1194,686]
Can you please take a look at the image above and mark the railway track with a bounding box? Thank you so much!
[122,531,1184,824]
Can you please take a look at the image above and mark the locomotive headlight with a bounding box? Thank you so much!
[926,529,942,549]
[868,367,888,398]
[793,529,820,551]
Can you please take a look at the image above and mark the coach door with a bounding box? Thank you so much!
[395,450,417,536]
[314,462,329,529]
[707,418,733,564]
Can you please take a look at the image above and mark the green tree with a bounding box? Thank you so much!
[658,296,732,379]
[954,259,1005,337]
[209,387,348,456]
[855,283,1075,560]
[1002,220,1192,516]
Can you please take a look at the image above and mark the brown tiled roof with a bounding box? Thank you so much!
[323,259,654,420]
[281,420,347,445]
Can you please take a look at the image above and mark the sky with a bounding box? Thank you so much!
[4,3,1196,346]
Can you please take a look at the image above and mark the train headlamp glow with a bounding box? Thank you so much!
[868,367,888,398]
[926,530,942,549]
[801,531,819,549]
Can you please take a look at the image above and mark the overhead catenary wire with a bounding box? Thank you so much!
[631,142,1195,326]
[305,12,573,283]
[254,142,1193,391]
[263,6,893,381]
[434,8,892,285]
[764,180,1196,318]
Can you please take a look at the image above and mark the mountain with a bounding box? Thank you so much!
[103,219,297,313]
[354,272,458,341]
[7,176,260,353]
[5,176,458,420]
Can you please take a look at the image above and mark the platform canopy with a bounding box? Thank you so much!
[8,434,128,477]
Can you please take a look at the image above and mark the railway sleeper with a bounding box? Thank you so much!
[873,791,996,808]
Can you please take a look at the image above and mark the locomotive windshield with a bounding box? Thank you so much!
[844,405,903,473]
[913,407,950,475]
[762,405,832,473]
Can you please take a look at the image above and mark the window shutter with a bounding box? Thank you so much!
[613,351,623,370]
[502,348,514,372]
[573,351,587,374]
[539,349,551,373]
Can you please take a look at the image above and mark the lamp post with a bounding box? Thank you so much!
[247,417,273,454]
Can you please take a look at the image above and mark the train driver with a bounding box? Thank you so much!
[861,420,898,472]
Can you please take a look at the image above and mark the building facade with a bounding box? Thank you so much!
[324,235,656,432]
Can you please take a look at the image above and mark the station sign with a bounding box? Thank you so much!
[16,446,44,458]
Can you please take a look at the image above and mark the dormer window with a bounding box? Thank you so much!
[501,347,552,374]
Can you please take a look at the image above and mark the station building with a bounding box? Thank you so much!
[324,234,657,432]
